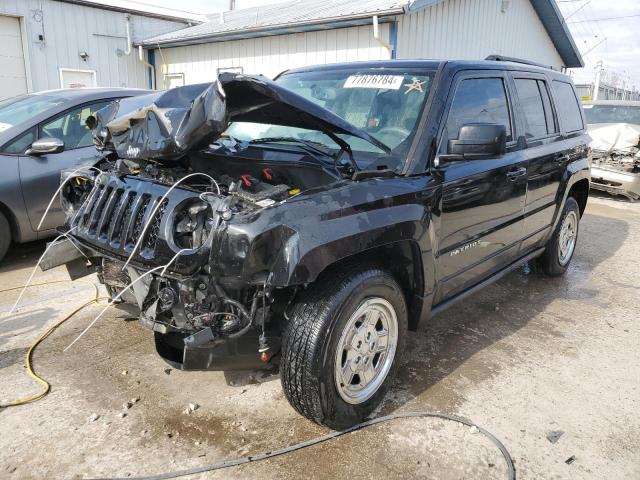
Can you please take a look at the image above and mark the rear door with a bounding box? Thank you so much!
[510,73,563,250]
[433,71,528,304]
[19,100,110,232]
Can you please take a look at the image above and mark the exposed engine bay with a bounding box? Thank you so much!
[588,123,640,201]
[50,73,388,370]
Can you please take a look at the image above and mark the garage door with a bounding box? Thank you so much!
[0,16,28,100]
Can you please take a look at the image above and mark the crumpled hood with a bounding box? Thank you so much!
[588,122,640,154]
[87,73,389,161]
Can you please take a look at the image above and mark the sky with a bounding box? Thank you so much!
[132,0,639,89]
[557,0,640,90]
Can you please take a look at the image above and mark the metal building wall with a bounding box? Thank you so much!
[153,24,391,87]
[0,0,188,92]
[396,0,564,69]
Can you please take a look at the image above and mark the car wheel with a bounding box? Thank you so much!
[281,265,407,429]
[0,211,10,263]
[538,197,580,277]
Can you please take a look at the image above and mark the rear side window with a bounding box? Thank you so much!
[443,77,512,152]
[515,79,558,138]
[514,79,547,138]
[552,81,583,132]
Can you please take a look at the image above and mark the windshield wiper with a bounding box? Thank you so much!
[249,137,336,159]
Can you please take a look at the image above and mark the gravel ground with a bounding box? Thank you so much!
[0,194,638,480]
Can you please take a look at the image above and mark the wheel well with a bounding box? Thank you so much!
[311,241,425,331]
[568,179,589,216]
[0,201,17,242]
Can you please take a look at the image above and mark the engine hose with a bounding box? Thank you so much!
[218,295,256,338]
[0,280,109,408]
[90,411,515,480]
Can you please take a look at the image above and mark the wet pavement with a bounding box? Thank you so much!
[0,194,638,479]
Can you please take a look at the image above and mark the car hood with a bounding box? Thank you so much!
[87,73,389,161]
[587,122,640,153]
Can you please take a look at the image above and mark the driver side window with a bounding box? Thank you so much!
[40,101,109,150]
[440,77,512,154]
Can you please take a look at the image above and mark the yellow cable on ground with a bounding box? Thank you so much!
[0,280,110,408]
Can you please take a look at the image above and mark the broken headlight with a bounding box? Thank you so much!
[60,171,95,220]
[172,198,214,250]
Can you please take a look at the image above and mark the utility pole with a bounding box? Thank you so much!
[593,60,603,101]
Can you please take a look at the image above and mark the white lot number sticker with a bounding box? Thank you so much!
[344,75,404,90]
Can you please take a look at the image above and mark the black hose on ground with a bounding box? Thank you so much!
[89,411,516,480]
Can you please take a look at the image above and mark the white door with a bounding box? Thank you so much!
[59,69,97,89]
[0,16,28,100]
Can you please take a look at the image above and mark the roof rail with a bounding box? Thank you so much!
[485,55,556,71]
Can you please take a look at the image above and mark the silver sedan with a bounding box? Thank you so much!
[0,88,149,261]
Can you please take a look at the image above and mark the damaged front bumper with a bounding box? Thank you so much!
[590,165,640,201]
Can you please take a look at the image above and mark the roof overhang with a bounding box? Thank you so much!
[528,0,583,67]
[140,9,402,48]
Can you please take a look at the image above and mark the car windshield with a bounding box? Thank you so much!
[225,69,435,170]
[583,105,640,125]
[0,94,65,132]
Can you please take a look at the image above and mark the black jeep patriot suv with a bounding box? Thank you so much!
[48,58,590,429]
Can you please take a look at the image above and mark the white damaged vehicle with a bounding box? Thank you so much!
[583,101,640,200]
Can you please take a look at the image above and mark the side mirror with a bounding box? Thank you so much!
[26,137,65,156]
[441,124,506,162]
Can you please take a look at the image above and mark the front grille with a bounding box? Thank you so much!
[128,194,151,248]
[142,199,168,254]
[110,192,135,247]
[69,173,220,274]
[71,176,175,261]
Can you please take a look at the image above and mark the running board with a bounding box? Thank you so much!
[431,247,545,317]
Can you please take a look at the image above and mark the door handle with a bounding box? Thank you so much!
[555,153,570,162]
[506,167,527,180]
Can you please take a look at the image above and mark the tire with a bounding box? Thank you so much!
[0,211,10,263]
[537,197,580,276]
[281,265,407,429]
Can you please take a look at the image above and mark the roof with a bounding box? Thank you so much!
[140,0,407,46]
[55,0,207,23]
[140,0,583,68]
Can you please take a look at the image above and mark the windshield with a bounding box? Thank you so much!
[583,105,640,125]
[225,69,435,170]
[0,95,65,132]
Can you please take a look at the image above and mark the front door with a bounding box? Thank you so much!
[19,101,109,232]
[433,72,527,304]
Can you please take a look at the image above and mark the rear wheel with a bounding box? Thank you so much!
[0,212,10,263]
[281,265,407,429]
[537,197,580,276]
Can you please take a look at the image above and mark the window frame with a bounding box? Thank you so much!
[510,72,560,142]
[434,70,517,165]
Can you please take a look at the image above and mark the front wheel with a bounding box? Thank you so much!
[537,197,580,276]
[281,266,407,429]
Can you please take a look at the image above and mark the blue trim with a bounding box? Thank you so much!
[148,49,156,90]
[389,21,397,59]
